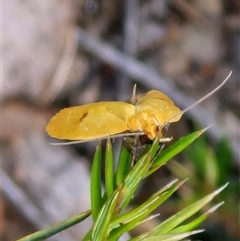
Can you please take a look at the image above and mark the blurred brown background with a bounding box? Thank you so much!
[1,0,239,240]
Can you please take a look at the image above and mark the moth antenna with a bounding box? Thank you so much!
[50,140,89,146]
[162,71,232,129]
[50,132,144,146]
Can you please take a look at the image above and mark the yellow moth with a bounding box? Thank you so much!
[46,72,231,145]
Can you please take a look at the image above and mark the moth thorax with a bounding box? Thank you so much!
[128,110,160,140]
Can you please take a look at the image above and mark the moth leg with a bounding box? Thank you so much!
[159,137,173,143]
[131,136,139,167]
[124,136,145,167]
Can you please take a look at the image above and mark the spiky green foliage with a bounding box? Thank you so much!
[17,128,228,241]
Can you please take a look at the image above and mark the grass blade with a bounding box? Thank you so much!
[150,183,228,236]
[91,189,121,241]
[91,142,103,221]
[148,127,210,176]
[116,142,132,186]
[105,139,115,198]
[17,210,91,241]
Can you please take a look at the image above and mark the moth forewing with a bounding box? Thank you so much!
[47,71,232,147]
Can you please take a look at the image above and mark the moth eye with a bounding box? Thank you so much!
[139,134,153,145]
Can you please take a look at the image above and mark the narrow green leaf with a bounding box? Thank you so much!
[91,189,121,241]
[150,183,228,236]
[133,229,204,241]
[116,141,131,187]
[17,210,91,241]
[110,180,183,229]
[148,127,210,176]
[82,229,92,241]
[108,181,185,240]
[117,152,152,212]
[146,137,161,161]
[172,215,207,234]
[91,142,103,221]
[171,202,224,233]
[105,139,115,198]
